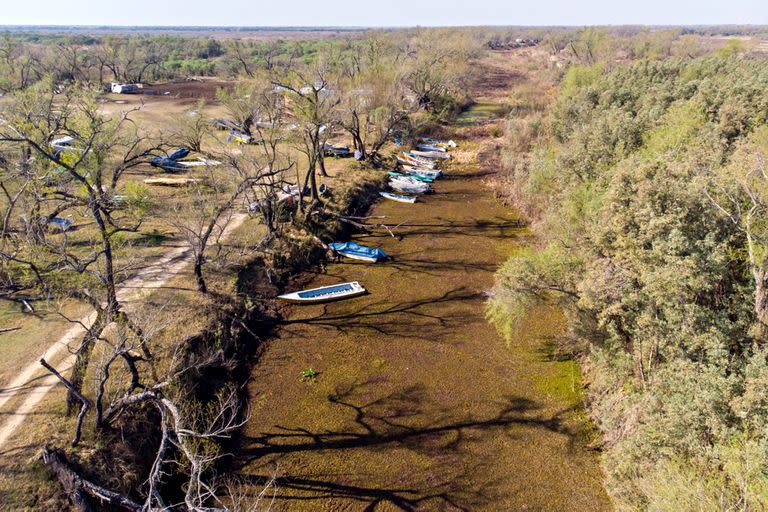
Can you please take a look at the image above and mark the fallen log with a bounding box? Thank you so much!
[41,446,141,512]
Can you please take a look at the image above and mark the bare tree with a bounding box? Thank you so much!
[0,83,162,405]
[272,62,340,209]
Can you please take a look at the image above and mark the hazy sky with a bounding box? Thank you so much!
[1,0,766,27]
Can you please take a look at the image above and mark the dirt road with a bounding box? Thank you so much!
[0,213,246,450]
[235,142,611,510]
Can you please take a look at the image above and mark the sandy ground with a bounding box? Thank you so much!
[0,213,246,451]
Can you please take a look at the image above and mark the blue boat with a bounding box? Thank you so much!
[167,148,190,161]
[150,156,186,171]
[41,216,73,232]
[329,242,388,263]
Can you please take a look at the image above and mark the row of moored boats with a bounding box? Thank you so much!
[278,137,457,303]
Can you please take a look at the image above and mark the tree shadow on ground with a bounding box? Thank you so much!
[234,379,583,510]
[276,287,481,342]
[360,216,523,241]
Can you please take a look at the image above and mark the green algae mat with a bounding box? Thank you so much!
[236,141,611,511]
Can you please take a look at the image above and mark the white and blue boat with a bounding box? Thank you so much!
[278,281,366,304]
[401,165,442,179]
[389,177,431,194]
[388,171,433,183]
[410,150,451,160]
[41,216,73,232]
[329,242,388,263]
[421,137,457,148]
[416,143,447,153]
[379,191,417,203]
[402,152,438,168]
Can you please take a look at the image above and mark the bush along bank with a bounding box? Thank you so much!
[489,56,768,509]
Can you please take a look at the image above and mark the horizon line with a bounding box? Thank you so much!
[0,23,766,30]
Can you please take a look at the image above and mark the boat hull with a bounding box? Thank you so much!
[421,137,457,148]
[379,191,417,203]
[278,281,367,304]
[401,165,442,179]
[402,153,437,168]
[329,242,388,263]
[410,150,451,160]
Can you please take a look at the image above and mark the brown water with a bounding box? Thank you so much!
[236,140,611,511]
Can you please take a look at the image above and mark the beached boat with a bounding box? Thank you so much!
[144,177,199,187]
[416,143,447,153]
[150,156,187,171]
[50,136,75,152]
[410,150,451,160]
[391,175,430,187]
[41,216,73,232]
[328,242,388,262]
[213,118,240,131]
[401,165,442,179]
[167,148,191,161]
[379,191,417,203]
[277,281,367,303]
[390,178,431,194]
[227,131,254,144]
[323,142,352,157]
[388,171,433,183]
[421,137,457,148]
[402,153,437,168]
[176,158,222,167]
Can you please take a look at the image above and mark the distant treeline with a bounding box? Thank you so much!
[0,25,764,93]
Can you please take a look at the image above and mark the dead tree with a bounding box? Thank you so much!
[0,84,163,405]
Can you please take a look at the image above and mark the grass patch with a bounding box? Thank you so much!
[455,101,509,126]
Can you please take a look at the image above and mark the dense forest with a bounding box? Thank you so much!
[491,50,768,508]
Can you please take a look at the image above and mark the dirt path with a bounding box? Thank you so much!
[0,213,247,451]
[236,143,611,509]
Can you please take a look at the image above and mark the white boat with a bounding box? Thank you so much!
[402,165,442,179]
[391,175,427,187]
[379,191,417,203]
[277,281,366,304]
[410,150,451,160]
[177,158,222,167]
[421,137,457,148]
[402,153,437,168]
[416,143,447,153]
[390,180,430,195]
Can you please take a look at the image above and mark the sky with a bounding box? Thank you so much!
[1,0,766,27]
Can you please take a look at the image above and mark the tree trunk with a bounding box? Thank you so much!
[356,134,366,160]
[42,446,141,512]
[194,255,207,294]
[318,151,328,177]
[67,310,107,414]
[755,267,768,340]
[41,447,93,512]
[309,164,318,202]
